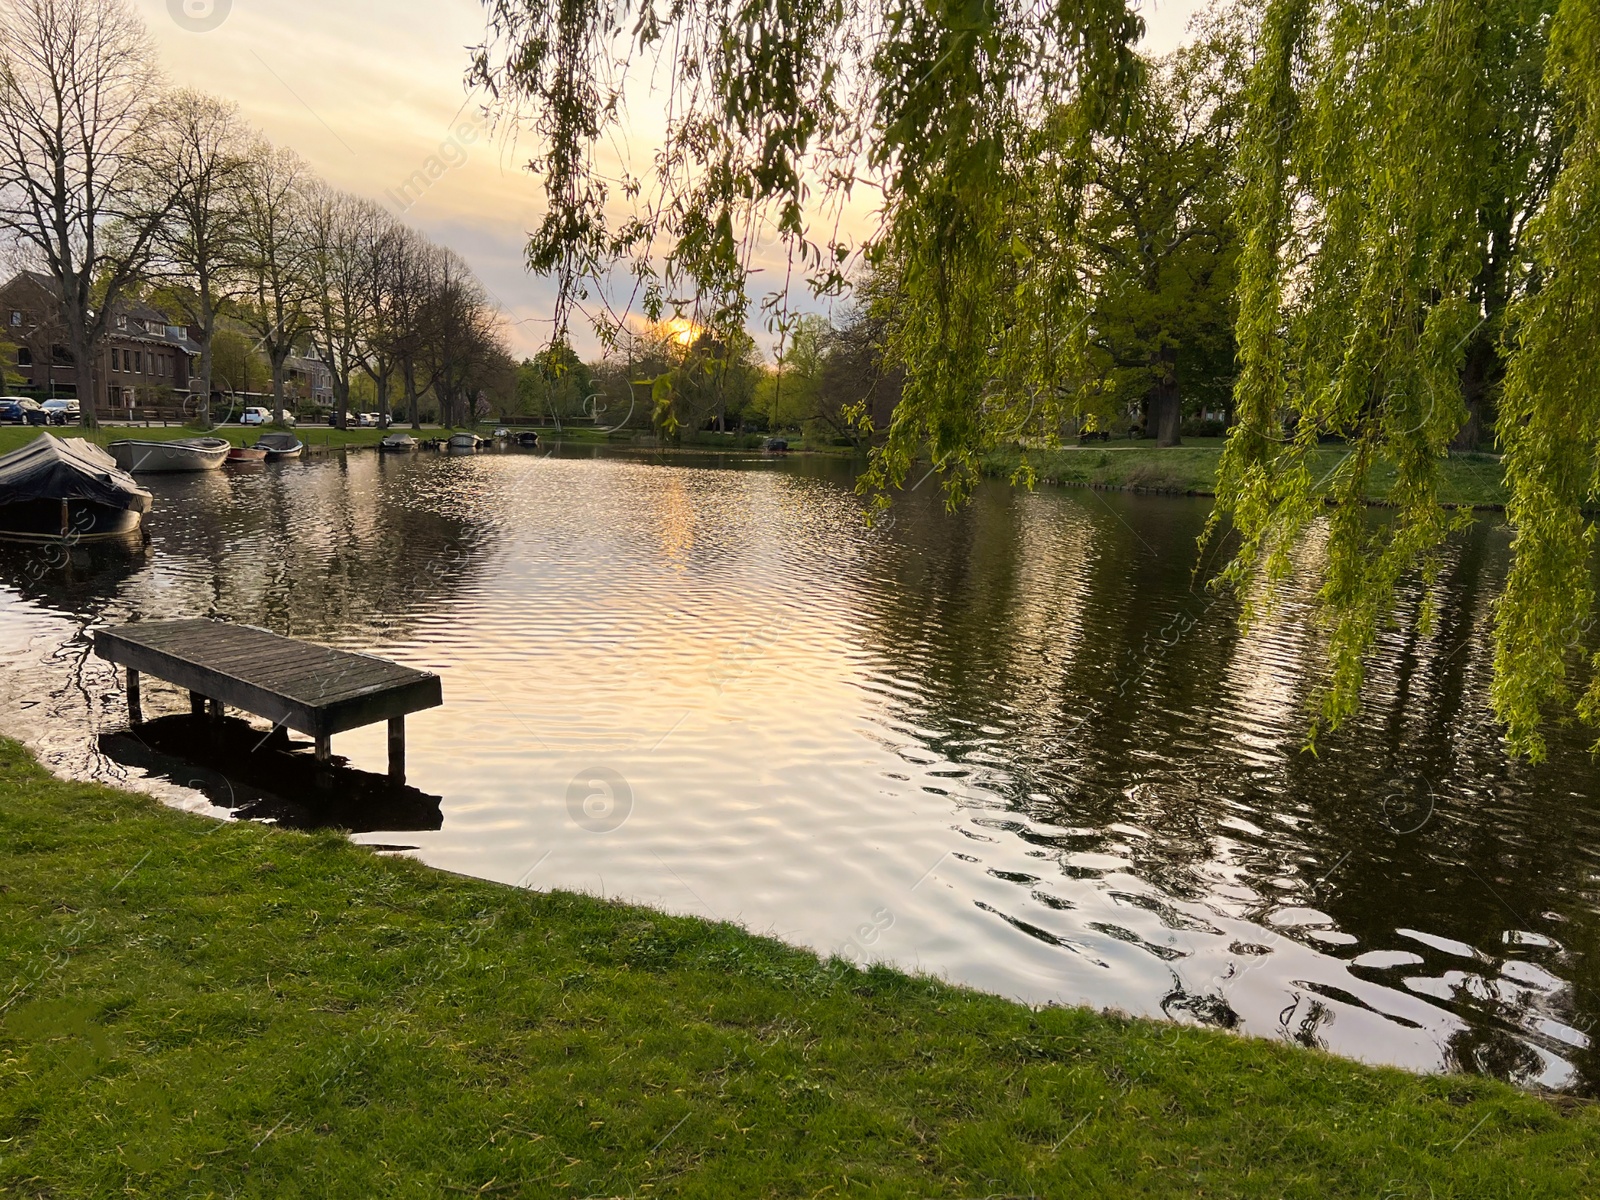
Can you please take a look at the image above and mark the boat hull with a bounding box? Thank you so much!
[227,446,269,463]
[446,433,478,450]
[110,439,230,473]
[254,435,304,462]
[0,498,144,543]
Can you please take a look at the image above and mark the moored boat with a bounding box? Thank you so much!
[516,431,540,447]
[447,432,478,451]
[109,437,230,473]
[227,445,269,464]
[0,434,152,543]
[380,433,419,452]
[255,433,304,461]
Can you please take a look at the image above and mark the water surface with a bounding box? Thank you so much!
[1,445,1595,1092]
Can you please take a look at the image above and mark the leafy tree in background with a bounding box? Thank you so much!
[1078,37,1242,445]
[517,341,593,424]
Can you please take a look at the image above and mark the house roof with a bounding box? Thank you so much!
[2,271,198,354]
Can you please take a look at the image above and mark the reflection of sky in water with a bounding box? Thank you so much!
[0,446,1595,1093]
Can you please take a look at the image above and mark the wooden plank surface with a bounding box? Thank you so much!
[93,620,442,738]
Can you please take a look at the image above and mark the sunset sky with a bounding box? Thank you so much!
[135,0,1208,359]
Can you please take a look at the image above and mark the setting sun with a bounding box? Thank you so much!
[660,316,702,347]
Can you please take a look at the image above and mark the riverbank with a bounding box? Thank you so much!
[985,441,1511,508]
[0,423,406,456]
[0,741,1592,1197]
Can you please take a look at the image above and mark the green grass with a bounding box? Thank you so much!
[986,441,1511,508]
[0,740,1593,1197]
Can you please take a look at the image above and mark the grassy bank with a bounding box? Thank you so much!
[985,441,1511,508]
[1,741,1593,1197]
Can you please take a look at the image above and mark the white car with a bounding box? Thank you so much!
[358,412,379,427]
[40,398,79,422]
[240,407,271,426]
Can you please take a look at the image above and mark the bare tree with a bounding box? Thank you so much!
[361,216,409,429]
[395,235,446,428]
[146,90,253,428]
[419,249,502,427]
[305,184,381,429]
[238,141,313,424]
[0,0,174,430]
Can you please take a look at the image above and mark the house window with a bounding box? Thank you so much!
[9,311,19,326]
[16,347,30,366]
[133,351,141,373]
[115,315,127,330]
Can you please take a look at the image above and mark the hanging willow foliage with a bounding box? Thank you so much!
[479,0,1600,757]
[471,0,1140,484]
[1490,0,1600,759]
[1208,0,1588,754]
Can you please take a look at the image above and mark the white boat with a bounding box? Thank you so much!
[108,437,230,473]
[255,433,304,461]
[447,432,478,451]
[380,433,419,452]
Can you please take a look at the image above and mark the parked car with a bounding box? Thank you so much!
[0,397,42,424]
[357,412,379,427]
[240,407,271,426]
[40,399,79,424]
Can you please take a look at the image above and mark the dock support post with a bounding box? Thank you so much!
[190,691,206,717]
[387,716,405,784]
[314,733,331,762]
[126,669,141,725]
[207,698,223,723]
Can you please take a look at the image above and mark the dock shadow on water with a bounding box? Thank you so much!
[0,445,1597,1096]
[97,713,443,834]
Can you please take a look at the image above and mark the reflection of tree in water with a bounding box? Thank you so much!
[853,481,1600,1092]
[126,454,492,643]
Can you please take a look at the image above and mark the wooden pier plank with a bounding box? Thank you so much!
[93,620,442,742]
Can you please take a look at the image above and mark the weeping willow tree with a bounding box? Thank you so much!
[476,0,1600,758]
[1211,0,1600,758]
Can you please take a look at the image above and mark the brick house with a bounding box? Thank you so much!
[0,272,201,417]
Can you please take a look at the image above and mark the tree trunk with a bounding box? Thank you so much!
[1452,337,1497,453]
[271,352,288,425]
[375,369,390,429]
[196,299,215,430]
[72,328,98,432]
[403,361,420,429]
[1148,348,1182,447]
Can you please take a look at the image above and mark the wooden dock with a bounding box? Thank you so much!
[93,620,442,782]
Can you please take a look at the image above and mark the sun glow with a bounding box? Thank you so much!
[660,317,702,347]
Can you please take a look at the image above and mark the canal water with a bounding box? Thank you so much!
[0,444,1595,1092]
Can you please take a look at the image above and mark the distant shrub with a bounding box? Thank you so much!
[1181,418,1229,438]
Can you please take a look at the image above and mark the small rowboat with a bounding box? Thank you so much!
[109,437,230,473]
[446,432,478,451]
[516,431,540,447]
[227,445,269,464]
[0,434,152,543]
[255,433,304,462]
[380,434,419,452]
